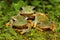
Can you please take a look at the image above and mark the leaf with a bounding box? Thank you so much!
[31,0,40,6]
[7,27,18,37]
[12,0,27,11]
[52,0,60,3]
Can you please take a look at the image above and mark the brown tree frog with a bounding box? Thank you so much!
[19,6,35,19]
[33,12,56,31]
[6,14,33,34]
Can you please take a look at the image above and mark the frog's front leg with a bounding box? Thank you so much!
[20,29,31,34]
[27,20,33,27]
[19,28,31,34]
[5,20,13,28]
[14,28,24,34]
[5,22,10,27]
[5,23,13,28]
[33,18,37,28]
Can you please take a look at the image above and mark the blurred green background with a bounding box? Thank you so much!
[0,0,60,40]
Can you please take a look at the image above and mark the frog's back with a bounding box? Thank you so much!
[38,20,52,28]
[35,13,49,22]
[12,15,27,27]
[35,13,52,28]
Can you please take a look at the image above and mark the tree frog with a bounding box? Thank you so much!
[20,6,35,14]
[6,14,33,34]
[19,6,35,19]
[33,12,56,31]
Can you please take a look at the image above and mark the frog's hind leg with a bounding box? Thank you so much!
[27,20,33,27]
[5,22,11,28]
[20,28,31,34]
[39,28,44,32]
[19,31,25,35]
[20,24,32,34]
[50,27,55,31]
[50,24,56,31]
[33,21,37,28]
[14,28,24,34]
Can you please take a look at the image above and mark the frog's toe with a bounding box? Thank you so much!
[31,23,33,27]
[50,27,55,31]
[50,26,56,31]
[20,31,25,34]
[33,24,37,28]
[28,20,32,23]
[15,29,25,34]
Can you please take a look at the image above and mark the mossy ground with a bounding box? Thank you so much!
[0,28,60,40]
[0,0,60,40]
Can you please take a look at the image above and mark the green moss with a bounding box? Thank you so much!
[0,0,60,40]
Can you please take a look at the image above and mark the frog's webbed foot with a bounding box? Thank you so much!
[14,29,24,34]
[27,20,33,26]
[5,20,13,28]
[5,22,12,28]
[33,21,37,28]
[20,29,31,34]
[18,27,31,34]
[50,24,56,31]
[5,22,10,27]
[14,25,31,34]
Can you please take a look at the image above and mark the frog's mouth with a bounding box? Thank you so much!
[12,25,28,29]
[20,13,33,17]
[20,14,35,20]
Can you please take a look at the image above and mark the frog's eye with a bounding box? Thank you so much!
[33,7,35,10]
[25,17,28,20]
[12,18,17,22]
[19,8,23,10]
